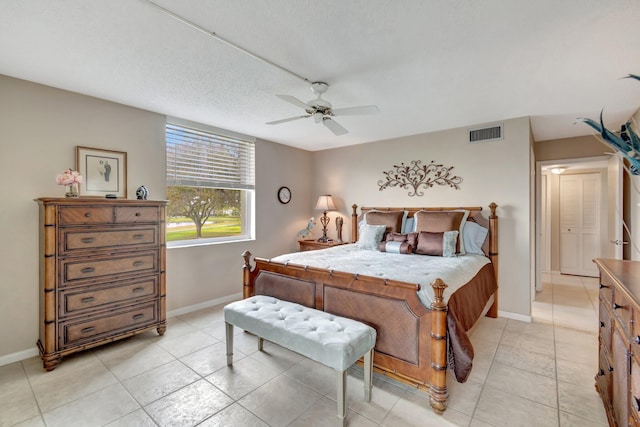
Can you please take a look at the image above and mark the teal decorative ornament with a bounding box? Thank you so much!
[296,217,315,239]
[578,74,640,175]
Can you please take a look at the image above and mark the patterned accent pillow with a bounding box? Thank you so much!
[357,224,387,251]
[385,232,419,250]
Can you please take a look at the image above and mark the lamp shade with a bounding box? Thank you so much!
[315,194,336,211]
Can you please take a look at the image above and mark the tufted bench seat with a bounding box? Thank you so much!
[224,295,376,426]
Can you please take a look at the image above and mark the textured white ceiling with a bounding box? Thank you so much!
[1,0,639,151]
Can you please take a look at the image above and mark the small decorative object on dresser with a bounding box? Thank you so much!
[136,185,149,200]
[594,258,640,426]
[56,169,83,197]
[35,198,167,370]
[298,239,346,252]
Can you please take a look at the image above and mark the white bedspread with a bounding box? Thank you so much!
[271,244,490,306]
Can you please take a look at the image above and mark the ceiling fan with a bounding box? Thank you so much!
[266,82,380,136]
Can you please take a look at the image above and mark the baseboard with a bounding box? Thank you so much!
[0,293,244,367]
[167,292,242,318]
[498,310,532,323]
[0,347,39,367]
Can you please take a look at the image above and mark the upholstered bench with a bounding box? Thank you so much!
[224,295,376,426]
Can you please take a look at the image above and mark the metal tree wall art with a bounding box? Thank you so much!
[377,160,463,197]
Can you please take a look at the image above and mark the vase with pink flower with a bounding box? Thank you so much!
[56,169,83,197]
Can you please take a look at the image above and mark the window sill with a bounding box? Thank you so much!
[167,235,254,249]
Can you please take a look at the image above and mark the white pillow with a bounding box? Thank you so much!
[357,224,386,251]
[462,221,488,255]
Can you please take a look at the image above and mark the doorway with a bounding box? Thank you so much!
[534,156,622,294]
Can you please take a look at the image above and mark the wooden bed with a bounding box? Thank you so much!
[241,203,498,413]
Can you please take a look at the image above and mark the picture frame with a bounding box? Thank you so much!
[76,146,127,198]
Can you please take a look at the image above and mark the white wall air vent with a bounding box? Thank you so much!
[468,124,503,143]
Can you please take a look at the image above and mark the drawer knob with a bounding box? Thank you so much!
[634,396,640,412]
[81,327,95,334]
[608,366,614,373]
[132,287,145,293]
[81,237,95,244]
[81,297,95,304]
[133,261,144,267]
[135,212,141,217]
[84,212,92,218]
[133,313,145,320]
[600,321,605,328]
[132,234,144,240]
[599,283,608,289]
[81,267,95,274]
[598,369,605,376]
[613,303,623,310]
[636,336,640,345]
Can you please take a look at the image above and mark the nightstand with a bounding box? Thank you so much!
[298,239,347,252]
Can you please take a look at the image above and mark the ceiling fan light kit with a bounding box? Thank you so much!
[267,81,380,136]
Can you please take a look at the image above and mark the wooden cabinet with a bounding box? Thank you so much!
[594,258,640,426]
[298,239,347,252]
[36,198,167,370]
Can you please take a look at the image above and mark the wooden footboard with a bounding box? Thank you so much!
[242,251,450,412]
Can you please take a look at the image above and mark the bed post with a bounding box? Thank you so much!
[487,202,499,318]
[242,250,254,299]
[351,204,359,243]
[430,278,448,414]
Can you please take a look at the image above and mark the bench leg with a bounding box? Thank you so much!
[364,348,373,402]
[258,337,264,351]
[337,369,347,427]
[225,322,234,366]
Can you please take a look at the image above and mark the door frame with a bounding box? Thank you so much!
[534,156,612,294]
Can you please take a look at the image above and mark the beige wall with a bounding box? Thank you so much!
[311,117,533,318]
[534,135,607,161]
[0,75,312,361]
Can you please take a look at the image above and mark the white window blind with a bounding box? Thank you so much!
[166,119,255,190]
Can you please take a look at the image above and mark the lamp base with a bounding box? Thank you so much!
[317,235,328,243]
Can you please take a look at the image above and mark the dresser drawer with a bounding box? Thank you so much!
[59,302,158,348]
[59,206,113,225]
[59,277,158,317]
[600,273,615,306]
[613,290,633,334]
[115,206,159,223]
[599,300,613,353]
[61,251,158,286]
[60,227,158,254]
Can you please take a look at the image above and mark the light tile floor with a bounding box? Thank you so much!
[1,272,608,426]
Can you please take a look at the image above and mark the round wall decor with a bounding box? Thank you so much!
[277,186,291,204]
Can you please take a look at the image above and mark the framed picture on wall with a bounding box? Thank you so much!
[76,146,127,197]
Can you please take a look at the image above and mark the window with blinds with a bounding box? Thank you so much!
[165,118,255,245]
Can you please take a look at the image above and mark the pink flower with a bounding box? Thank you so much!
[56,169,83,185]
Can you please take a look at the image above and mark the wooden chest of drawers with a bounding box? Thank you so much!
[36,198,167,370]
[594,258,640,426]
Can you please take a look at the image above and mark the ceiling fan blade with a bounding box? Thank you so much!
[276,94,310,111]
[323,118,348,136]
[266,115,309,125]
[331,105,380,116]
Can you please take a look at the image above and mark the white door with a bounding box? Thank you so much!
[560,173,601,277]
[607,154,623,259]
